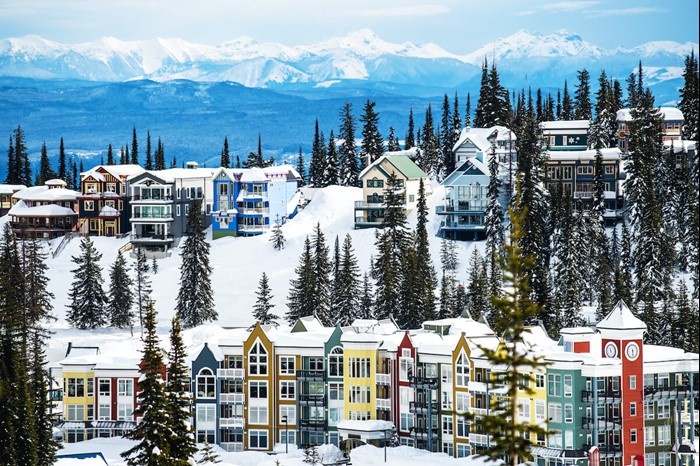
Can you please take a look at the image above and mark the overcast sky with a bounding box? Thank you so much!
[1,0,697,51]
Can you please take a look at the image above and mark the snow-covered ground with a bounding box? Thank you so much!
[0,184,484,366]
[57,436,493,466]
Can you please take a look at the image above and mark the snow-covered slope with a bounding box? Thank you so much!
[1,29,695,86]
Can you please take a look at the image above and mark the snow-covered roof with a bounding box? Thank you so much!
[264,164,301,180]
[240,167,268,182]
[7,200,77,217]
[337,420,394,432]
[98,206,120,217]
[358,155,428,180]
[541,120,591,130]
[616,107,684,122]
[546,147,621,161]
[384,147,418,159]
[131,167,215,183]
[422,316,495,338]
[560,327,595,335]
[596,300,646,331]
[81,164,145,181]
[12,185,78,202]
[45,178,68,187]
[0,183,26,194]
[453,125,516,153]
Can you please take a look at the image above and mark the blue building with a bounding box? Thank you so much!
[211,166,301,239]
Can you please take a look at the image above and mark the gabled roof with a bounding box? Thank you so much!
[617,107,684,122]
[81,164,145,182]
[596,301,647,331]
[359,155,428,180]
[442,157,490,185]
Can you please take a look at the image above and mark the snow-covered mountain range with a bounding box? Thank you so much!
[1,29,697,87]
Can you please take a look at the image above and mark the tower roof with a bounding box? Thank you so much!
[596,301,647,332]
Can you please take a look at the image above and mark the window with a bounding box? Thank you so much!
[348,357,370,378]
[646,454,656,466]
[657,400,670,419]
[249,381,268,399]
[441,391,453,410]
[519,399,531,422]
[399,386,412,407]
[117,379,133,397]
[536,400,546,423]
[400,413,414,432]
[658,373,670,388]
[456,392,469,412]
[548,403,562,423]
[176,205,181,217]
[658,453,671,466]
[399,356,413,382]
[657,425,671,445]
[329,382,343,401]
[442,366,453,385]
[309,356,324,372]
[577,166,594,175]
[248,406,268,425]
[85,183,97,194]
[328,347,343,377]
[367,178,384,188]
[279,356,295,375]
[280,429,296,446]
[564,404,573,423]
[457,444,470,458]
[197,430,215,444]
[280,381,295,400]
[645,401,655,419]
[280,405,297,425]
[98,379,110,397]
[645,426,655,446]
[605,165,615,175]
[117,403,133,420]
[409,194,415,203]
[67,378,85,397]
[84,201,94,211]
[195,405,215,424]
[87,378,94,397]
[630,375,636,390]
[329,407,340,425]
[563,375,572,397]
[535,374,545,389]
[196,369,215,398]
[455,352,469,387]
[565,430,574,449]
[549,430,562,448]
[548,374,561,397]
[630,429,637,443]
[443,442,453,456]
[98,403,110,420]
[67,404,85,421]
[249,341,268,375]
[348,386,371,404]
[442,415,453,435]
[630,402,636,417]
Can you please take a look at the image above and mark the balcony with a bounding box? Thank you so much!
[220,442,244,452]
[298,394,326,405]
[376,398,391,411]
[130,233,173,244]
[130,194,173,203]
[219,416,245,428]
[131,212,174,222]
[299,418,325,430]
[581,416,622,430]
[409,401,430,414]
[583,444,623,456]
[219,393,244,404]
[410,426,439,438]
[354,201,386,210]
[435,202,487,214]
[409,375,438,390]
[238,207,270,216]
[239,191,268,201]
[297,370,325,381]
[581,390,622,403]
[469,433,490,445]
[238,224,268,233]
[217,369,244,379]
[681,410,700,424]
[376,373,391,386]
[644,383,700,398]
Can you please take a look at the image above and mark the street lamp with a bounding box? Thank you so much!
[384,428,390,463]
[281,415,288,453]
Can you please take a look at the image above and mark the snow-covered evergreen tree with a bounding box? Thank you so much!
[134,248,152,330]
[287,237,316,323]
[270,215,286,250]
[386,127,401,152]
[324,129,339,186]
[465,249,489,323]
[678,51,699,140]
[31,333,59,466]
[176,199,216,328]
[66,237,108,329]
[333,234,362,325]
[108,252,134,332]
[252,272,279,326]
[405,108,415,150]
[338,102,359,187]
[417,104,441,179]
[484,141,504,273]
[122,301,172,466]
[440,94,455,176]
[166,316,196,466]
[197,440,221,464]
[360,272,375,319]
[311,223,332,325]
[360,100,383,169]
[573,68,592,120]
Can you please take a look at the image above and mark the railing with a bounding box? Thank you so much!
[219,416,245,428]
[220,442,244,452]
[132,212,173,220]
[376,373,391,385]
[238,224,267,232]
[240,191,268,200]
[298,394,325,405]
[583,444,623,455]
[409,375,438,389]
[469,433,490,445]
[409,401,429,413]
[239,207,270,215]
[644,383,700,398]
[131,194,173,201]
[410,426,439,437]
[435,203,487,214]
[681,410,700,424]
[581,389,622,403]
[118,241,132,255]
[217,369,245,379]
[376,398,391,410]
[297,370,325,381]
[471,407,488,416]
[298,418,325,429]
[219,393,244,404]
[574,191,594,199]
[439,219,484,230]
[131,233,174,242]
[354,201,386,209]
[581,416,622,430]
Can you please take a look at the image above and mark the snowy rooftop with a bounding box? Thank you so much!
[540,119,591,130]
[81,164,145,182]
[130,167,215,183]
[337,419,395,432]
[453,125,517,153]
[0,183,26,194]
[422,316,495,338]
[617,107,684,121]
[643,345,699,364]
[12,185,79,202]
[7,200,77,217]
[596,300,646,331]
[547,147,622,160]
[240,167,268,182]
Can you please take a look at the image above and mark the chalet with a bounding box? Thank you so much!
[78,164,144,236]
[8,179,79,239]
[617,107,685,152]
[354,155,430,229]
[541,120,591,151]
[210,165,301,239]
[1,183,26,216]
[452,125,517,165]
[126,162,214,257]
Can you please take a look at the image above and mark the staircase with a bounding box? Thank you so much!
[118,241,133,255]
[52,233,76,258]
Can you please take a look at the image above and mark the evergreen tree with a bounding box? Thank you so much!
[338,102,359,187]
[270,215,286,250]
[134,248,152,331]
[296,146,306,187]
[561,80,573,120]
[31,333,59,466]
[20,237,54,330]
[151,256,158,274]
[303,446,321,465]
[71,159,78,190]
[287,236,316,323]
[107,143,115,165]
[66,237,108,329]
[359,272,375,319]
[359,100,383,168]
[558,203,587,328]
[220,136,230,168]
[616,222,634,305]
[474,60,511,128]
[131,127,139,165]
[573,68,592,120]
[678,51,699,140]
[324,129,339,185]
[145,131,153,170]
[36,142,56,185]
[252,272,279,325]
[309,120,325,186]
[122,301,171,466]
[417,104,440,178]
[155,138,166,170]
[465,249,489,322]
[440,237,459,273]
[11,126,32,186]
[468,179,549,466]
[405,107,416,150]
[197,441,221,464]
[590,70,619,148]
[485,141,505,269]
[311,222,332,325]
[441,94,456,175]
[439,270,455,319]
[165,316,197,465]
[387,127,401,152]
[452,92,462,142]
[5,135,16,184]
[373,172,410,320]
[176,199,216,328]
[58,137,67,180]
[465,92,472,127]
[333,234,362,325]
[108,252,134,332]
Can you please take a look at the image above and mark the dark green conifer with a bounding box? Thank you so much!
[66,237,108,329]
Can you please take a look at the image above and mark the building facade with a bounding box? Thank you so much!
[541,120,591,151]
[616,108,685,152]
[8,179,79,239]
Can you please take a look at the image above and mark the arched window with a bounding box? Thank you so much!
[328,347,344,377]
[456,352,470,388]
[197,368,215,398]
[249,341,268,375]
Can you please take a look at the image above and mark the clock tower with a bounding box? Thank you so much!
[597,301,647,466]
